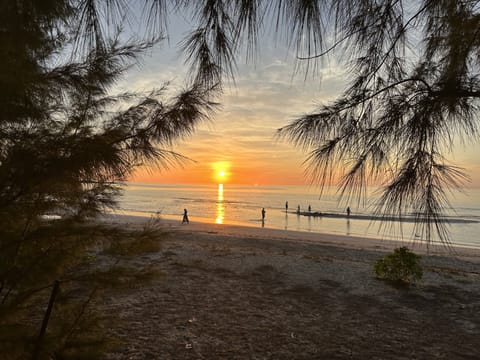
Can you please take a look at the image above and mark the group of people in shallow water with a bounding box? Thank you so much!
[181,203,351,224]
[287,201,351,217]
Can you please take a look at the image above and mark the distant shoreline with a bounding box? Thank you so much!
[293,211,479,223]
[102,213,480,260]
[118,183,480,250]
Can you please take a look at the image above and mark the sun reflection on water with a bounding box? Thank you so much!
[215,183,224,224]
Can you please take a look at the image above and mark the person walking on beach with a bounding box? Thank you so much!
[346,206,351,218]
[182,208,189,224]
[297,205,300,214]
[261,207,266,221]
[308,205,311,213]
[285,201,288,212]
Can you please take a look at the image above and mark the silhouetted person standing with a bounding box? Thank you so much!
[308,205,311,213]
[346,207,351,218]
[297,205,300,214]
[285,201,288,212]
[261,208,266,220]
[182,208,189,224]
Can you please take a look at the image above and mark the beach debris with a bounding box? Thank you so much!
[188,317,196,323]
[185,343,193,349]
[290,332,295,339]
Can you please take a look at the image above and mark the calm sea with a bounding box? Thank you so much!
[118,183,480,249]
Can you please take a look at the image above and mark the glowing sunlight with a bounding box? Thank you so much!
[212,161,231,184]
[215,183,225,224]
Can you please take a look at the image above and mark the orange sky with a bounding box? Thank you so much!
[127,57,347,186]
[133,155,307,185]
[119,29,480,188]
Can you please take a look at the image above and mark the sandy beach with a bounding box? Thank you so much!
[101,215,480,359]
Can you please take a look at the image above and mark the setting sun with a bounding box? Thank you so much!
[212,161,231,183]
[216,170,227,183]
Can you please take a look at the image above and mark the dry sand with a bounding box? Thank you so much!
[101,216,480,359]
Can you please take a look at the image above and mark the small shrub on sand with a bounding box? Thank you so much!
[374,247,423,285]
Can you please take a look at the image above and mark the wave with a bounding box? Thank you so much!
[175,197,253,206]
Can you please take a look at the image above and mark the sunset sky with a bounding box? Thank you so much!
[116,15,480,188]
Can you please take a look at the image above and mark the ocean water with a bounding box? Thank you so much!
[117,183,480,249]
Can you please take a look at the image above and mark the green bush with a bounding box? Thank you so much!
[374,247,423,285]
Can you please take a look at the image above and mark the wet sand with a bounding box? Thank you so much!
[101,215,480,359]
